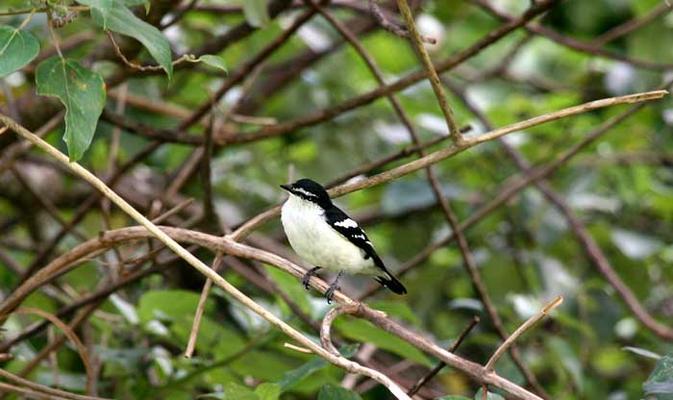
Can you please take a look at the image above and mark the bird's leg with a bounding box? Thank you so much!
[301,266,322,290]
[325,271,344,304]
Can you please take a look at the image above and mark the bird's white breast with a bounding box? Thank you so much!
[281,195,376,274]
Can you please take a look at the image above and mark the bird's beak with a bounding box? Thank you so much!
[280,184,292,192]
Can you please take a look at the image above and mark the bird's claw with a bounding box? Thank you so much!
[325,270,344,304]
[301,266,321,291]
[302,275,311,290]
[325,285,339,304]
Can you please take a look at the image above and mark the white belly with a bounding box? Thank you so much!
[281,196,377,275]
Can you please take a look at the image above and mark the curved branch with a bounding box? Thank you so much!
[320,304,361,355]
[14,307,96,396]
[484,296,563,371]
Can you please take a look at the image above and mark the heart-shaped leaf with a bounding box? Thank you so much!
[35,57,106,161]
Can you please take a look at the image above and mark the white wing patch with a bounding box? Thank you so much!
[334,218,358,228]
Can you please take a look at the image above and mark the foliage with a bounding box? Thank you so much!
[0,0,672,399]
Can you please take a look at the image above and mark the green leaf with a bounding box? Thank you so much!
[277,357,327,391]
[335,319,432,366]
[242,0,270,28]
[137,290,209,323]
[436,396,471,400]
[644,354,673,399]
[197,54,228,74]
[76,0,114,27]
[200,382,259,400]
[274,344,357,392]
[0,25,40,77]
[265,267,312,317]
[80,0,173,79]
[254,383,281,400]
[547,337,583,392]
[35,57,106,161]
[317,384,362,400]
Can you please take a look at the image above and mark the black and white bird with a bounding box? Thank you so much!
[280,178,406,303]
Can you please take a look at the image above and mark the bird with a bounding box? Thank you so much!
[280,178,406,303]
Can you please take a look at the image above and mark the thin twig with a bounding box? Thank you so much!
[284,342,313,353]
[360,86,670,305]
[0,368,107,400]
[484,296,563,371]
[234,0,558,145]
[184,254,224,358]
[106,31,201,72]
[475,0,673,71]
[396,0,462,142]
[407,316,480,396]
[591,2,672,47]
[368,0,436,44]
[15,307,95,395]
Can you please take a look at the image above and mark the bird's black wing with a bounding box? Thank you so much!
[324,206,406,294]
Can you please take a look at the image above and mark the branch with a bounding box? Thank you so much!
[230,89,667,239]
[0,368,106,400]
[14,307,96,396]
[310,1,544,393]
[484,296,563,371]
[407,316,480,396]
[0,223,542,399]
[319,305,412,399]
[396,0,462,142]
[474,0,673,71]
[368,0,436,44]
[230,0,558,144]
[0,113,410,399]
[444,77,673,340]
[360,87,669,301]
[590,2,672,47]
[320,304,361,355]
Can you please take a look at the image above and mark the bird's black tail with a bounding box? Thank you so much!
[374,273,407,294]
[374,271,407,295]
[371,254,407,295]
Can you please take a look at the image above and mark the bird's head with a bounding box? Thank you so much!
[280,178,332,208]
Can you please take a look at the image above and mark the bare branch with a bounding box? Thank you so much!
[396,0,462,142]
[320,304,362,355]
[0,368,107,400]
[14,307,96,396]
[485,296,563,371]
[368,0,436,44]
[407,316,480,396]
